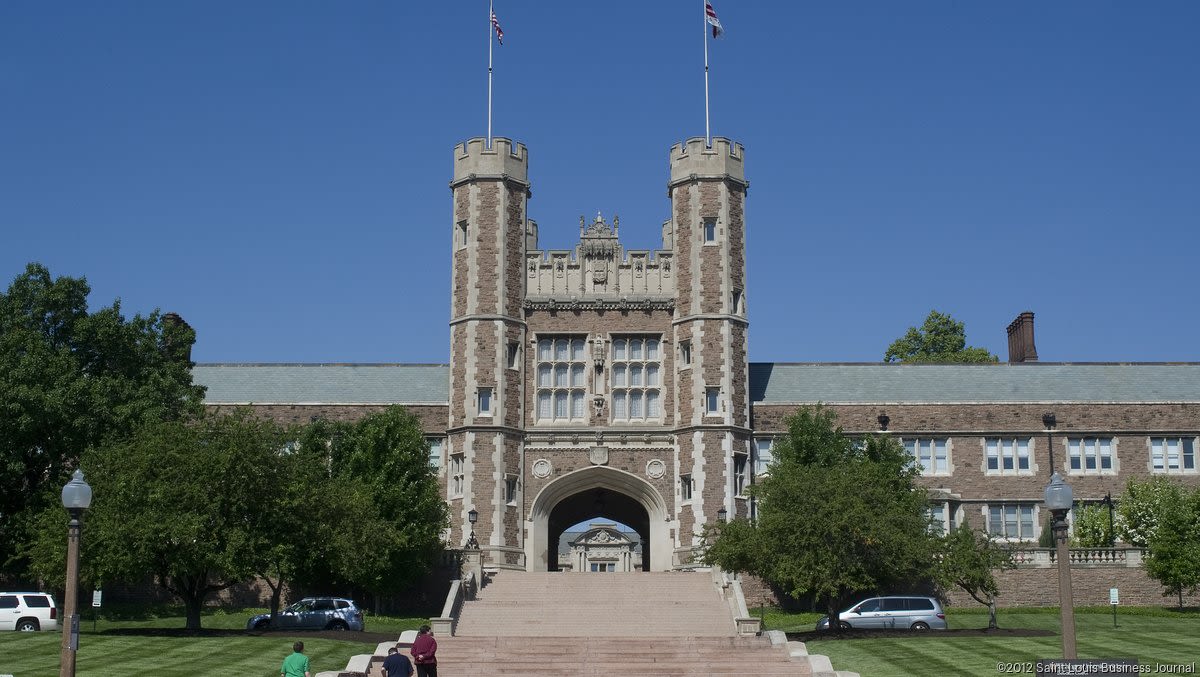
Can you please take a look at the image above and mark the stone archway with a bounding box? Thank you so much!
[526,466,673,572]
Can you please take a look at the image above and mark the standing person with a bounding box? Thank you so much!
[410,624,438,677]
[281,640,311,677]
[382,645,413,677]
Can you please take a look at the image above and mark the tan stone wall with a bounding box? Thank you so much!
[673,185,694,317]
[946,565,1200,609]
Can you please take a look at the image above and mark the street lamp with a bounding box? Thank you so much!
[1042,412,1057,474]
[717,507,728,523]
[1099,492,1116,547]
[465,508,480,550]
[60,469,92,677]
[1043,472,1077,659]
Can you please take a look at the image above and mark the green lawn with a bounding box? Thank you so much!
[0,606,431,677]
[761,606,1200,677]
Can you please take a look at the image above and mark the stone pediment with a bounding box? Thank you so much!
[569,526,632,548]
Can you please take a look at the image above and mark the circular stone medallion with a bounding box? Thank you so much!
[531,458,553,479]
[645,459,666,479]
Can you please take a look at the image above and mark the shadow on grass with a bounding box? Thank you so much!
[788,628,1056,642]
[99,627,397,644]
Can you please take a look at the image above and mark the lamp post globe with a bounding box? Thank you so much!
[60,468,92,677]
[1043,471,1077,660]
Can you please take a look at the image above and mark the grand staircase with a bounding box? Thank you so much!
[323,571,856,677]
[454,571,734,637]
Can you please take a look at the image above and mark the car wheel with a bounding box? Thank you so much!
[838,621,851,630]
[911,621,930,631]
[17,619,40,632]
[326,620,347,631]
[254,619,270,630]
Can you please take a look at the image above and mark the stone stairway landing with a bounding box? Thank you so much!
[453,571,734,637]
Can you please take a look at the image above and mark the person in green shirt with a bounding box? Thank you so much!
[281,641,311,677]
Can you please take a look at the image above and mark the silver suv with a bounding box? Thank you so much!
[816,595,947,630]
[0,592,59,632]
[246,597,364,631]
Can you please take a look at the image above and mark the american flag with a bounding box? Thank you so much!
[492,9,504,45]
[705,2,723,38]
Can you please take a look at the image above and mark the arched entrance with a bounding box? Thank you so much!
[526,466,673,572]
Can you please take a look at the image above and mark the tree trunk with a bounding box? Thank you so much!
[987,598,998,629]
[1179,589,1184,610]
[827,600,843,634]
[182,591,204,632]
[266,577,283,624]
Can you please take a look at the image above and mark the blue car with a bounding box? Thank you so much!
[246,597,364,631]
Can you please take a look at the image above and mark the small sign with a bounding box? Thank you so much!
[92,590,103,608]
[1109,588,1119,605]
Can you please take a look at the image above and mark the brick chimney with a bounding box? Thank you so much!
[1007,311,1038,363]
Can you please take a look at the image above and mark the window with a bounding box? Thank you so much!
[703,217,716,243]
[731,289,743,315]
[1150,437,1196,473]
[456,220,468,249]
[928,503,948,535]
[987,504,1037,541]
[1068,437,1114,473]
[905,439,949,475]
[477,388,493,416]
[427,437,444,469]
[536,337,587,422]
[985,438,1032,475]
[589,562,615,573]
[0,596,17,609]
[679,340,692,366]
[450,454,464,498]
[505,475,518,504]
[733,454,748,496]
[705,387,720,414]
[611,336,662,422]
[680,474,694,501]
[506,341,520,369]
[754,438,774,476]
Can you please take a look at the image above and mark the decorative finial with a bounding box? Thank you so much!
[613,215,619,235]
[580,215,585,234]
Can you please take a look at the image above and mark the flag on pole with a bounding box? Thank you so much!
[492,9,504,45]
[705,2,723,38]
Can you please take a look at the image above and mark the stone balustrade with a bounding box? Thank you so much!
[1007,547,1146,568]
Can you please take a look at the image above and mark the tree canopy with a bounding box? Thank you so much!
[935,524,1015,628]
[1,262,202,580]
[1144,487,1200,609]
[703,406,936,630]
[884,310,998,364]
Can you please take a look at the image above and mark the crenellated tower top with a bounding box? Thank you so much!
[452,137,529,186]
[668,137,746,190]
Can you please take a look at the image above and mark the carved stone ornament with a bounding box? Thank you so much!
[645,459,666,479]
[531,459,553,479]
[588,446,609,466]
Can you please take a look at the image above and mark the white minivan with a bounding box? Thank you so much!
[816,595,947,630]
[0,592,59,632]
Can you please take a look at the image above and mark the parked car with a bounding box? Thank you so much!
[0,592,58,632]
[815,595,946,631]
[246,597,364,631]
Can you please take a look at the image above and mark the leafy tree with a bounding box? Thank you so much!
[935,524,1015,629]
[1072,504,1115,547]
[0,263,202,579]
[1143,488,1200,609]
[29,410,285,630]
[703,406,936,632]
[304,407,449,600]
[1116,477,1183,547]
[884,310,998,364]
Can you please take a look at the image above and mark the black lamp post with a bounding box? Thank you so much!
[717,507,728,523]
[1042,412,1057,475]
[60,469,92,677]
[465,508,480,550]
[1099,492,1116,547]
[1044,472,1077,660]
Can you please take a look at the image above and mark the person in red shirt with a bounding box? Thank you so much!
[410,624,438,677]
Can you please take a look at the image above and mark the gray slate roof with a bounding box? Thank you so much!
[749,363,1200,404]
[193,362,1200,406]
[194,364,450,404]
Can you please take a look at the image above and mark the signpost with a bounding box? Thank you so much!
[1109,587,1119,628]
[92,590,102,633]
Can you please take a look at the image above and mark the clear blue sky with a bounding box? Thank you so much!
[3,2,1198,363]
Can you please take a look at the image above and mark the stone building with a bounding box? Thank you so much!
[194,136,1200,585]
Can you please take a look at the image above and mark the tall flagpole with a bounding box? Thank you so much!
[702,0,711,147]
[487,0,494,147]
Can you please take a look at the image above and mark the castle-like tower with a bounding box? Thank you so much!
[447,137,749,571]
